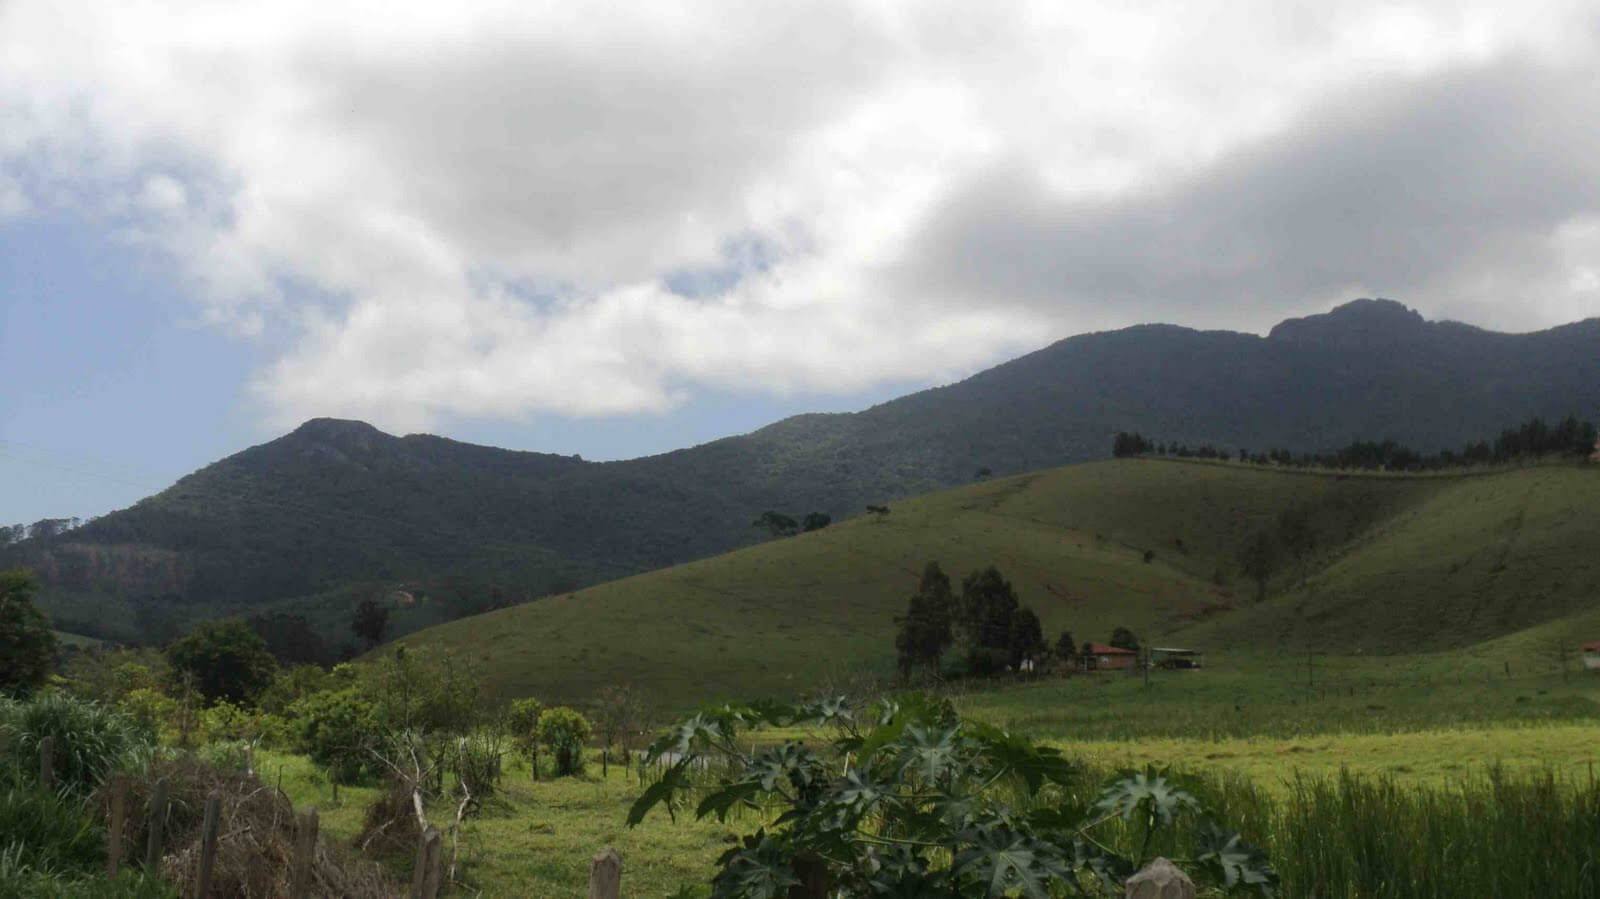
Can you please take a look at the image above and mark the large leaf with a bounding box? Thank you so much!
[1094,769,1198,827]
[894,724,967,788]
[1195,819,1279,897]
[626,759,693,826]
[710,831,802,899]
[952,827,1073,899]
[966,721,1079,794]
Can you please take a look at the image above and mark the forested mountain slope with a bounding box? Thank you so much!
[6,298,1597,643]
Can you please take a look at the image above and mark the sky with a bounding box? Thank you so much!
[2,0,1599,524]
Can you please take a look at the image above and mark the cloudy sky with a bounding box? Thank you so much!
[3,0,1598,522]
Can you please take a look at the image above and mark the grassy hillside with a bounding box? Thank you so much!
[398,458,1600,707]
[1183,464,1600,653]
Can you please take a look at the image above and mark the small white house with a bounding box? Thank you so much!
[1584,641,1600,672]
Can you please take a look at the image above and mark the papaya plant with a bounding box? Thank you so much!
[628,695,1276,897]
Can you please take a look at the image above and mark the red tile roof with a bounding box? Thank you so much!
[1086,643,1137,655]
[1583,641,1600,652]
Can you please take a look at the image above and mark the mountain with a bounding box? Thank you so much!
[7,298,1598,644]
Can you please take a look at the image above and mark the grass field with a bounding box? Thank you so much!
[400,458,1600,710]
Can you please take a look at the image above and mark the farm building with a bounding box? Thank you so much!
[1584,641,1600,671]
[1151,647,1204,669]
[1083,643,1138,671]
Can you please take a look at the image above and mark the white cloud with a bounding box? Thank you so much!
[1,0,1597,430]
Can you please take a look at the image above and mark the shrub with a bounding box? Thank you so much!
[536,707,591,777]
[115,688,177,745]
[450,731,505,797]
[291,688,378,783]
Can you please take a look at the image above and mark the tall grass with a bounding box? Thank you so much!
[0,691,151,794]
[1180,766,1600,898]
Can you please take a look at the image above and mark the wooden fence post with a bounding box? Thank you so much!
[411,826,442,899]
[1125,857,1195,899]
[145,780,170,871]
[196,794,221,897]
[106,775,128,877]
[788,853,829,899]
[39,735,56,790]
[588,847,622,899]
[291,806,319,897]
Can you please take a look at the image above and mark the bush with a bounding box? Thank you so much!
[115,688,177,745]
[0,692,150,794]
[290,688,378,783]
[0,843,176,898]
[536,707,591,777]
[450,731,505,797]
[195,740,253,772]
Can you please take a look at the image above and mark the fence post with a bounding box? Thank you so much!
[1125,857,1195,899]
[291,806,319,897]
[106,775,128,877]
[588,847,623,899]
[788,853,829,898]
[411,826,442,899]
[39,735,56,790]
[145,780,170,871]
[196,794,221,897]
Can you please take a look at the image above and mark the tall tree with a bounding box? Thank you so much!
[1238,531,1280,603]
[894,562,955,679]
[350,597,390,650]
[959,566,1022,676]
[166,618,278,705]
[1054,630,1077,663]
[1007,607,1046,670]
[1109,626,1141,653]
[0,568,57,696]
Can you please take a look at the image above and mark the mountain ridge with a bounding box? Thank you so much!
[7,298,1598,645]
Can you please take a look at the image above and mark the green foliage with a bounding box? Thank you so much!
[1113,432,1154,458]
[629,697,1276,897]
[537,707,592,776]
[894,562,955,679]
[350,597,389,650]
[1237,532,1279,603]
[1109,627,1140,653]
[166,618,278,705]
[0,569,57,696]
[361,646,479,736]
[290,687,378,782]
[801,513,831,532]
[0,691,150,795]
[752,511,799,538]
[1053,631,1077,662]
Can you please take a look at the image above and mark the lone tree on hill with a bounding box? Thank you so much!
[1113,432,1155,457]
[350,597,390,650]
[753,510,799,538]
[895,562,955,679]
[0,568,57,696]
[801,512,832,532]
[1238,531,1280,603]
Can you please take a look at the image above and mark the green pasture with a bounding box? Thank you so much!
[402,458,1600,711]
